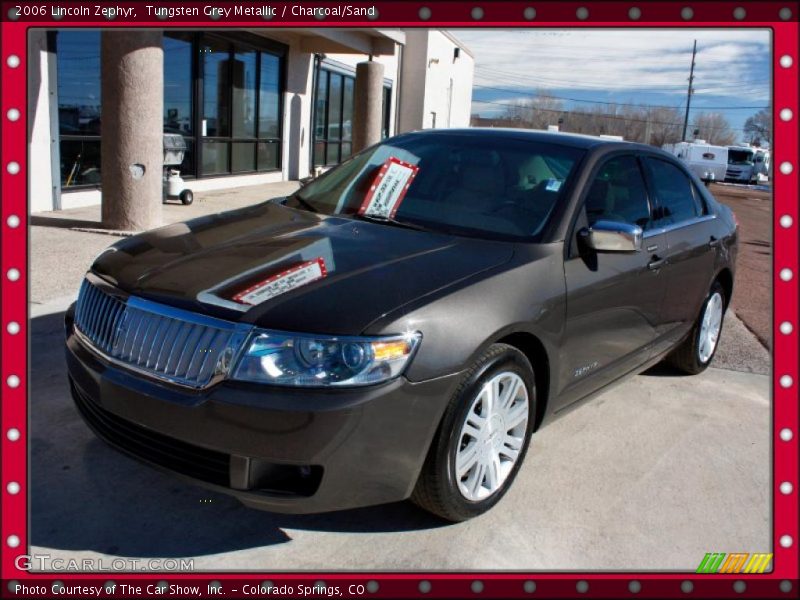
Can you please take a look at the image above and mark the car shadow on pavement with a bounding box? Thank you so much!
[640,363,688,377]
[30,312,447,560]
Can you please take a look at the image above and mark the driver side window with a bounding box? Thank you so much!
[584,155,651,229]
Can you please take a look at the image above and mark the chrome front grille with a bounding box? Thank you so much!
[74,278,251,389]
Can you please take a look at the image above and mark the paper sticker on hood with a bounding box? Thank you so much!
[231,258,328,306]
[196,236,335,312]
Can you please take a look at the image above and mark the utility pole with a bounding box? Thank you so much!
[682,39,697,141]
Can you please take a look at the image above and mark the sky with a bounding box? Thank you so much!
[453,29,771,142]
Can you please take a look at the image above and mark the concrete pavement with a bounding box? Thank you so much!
[30,305,769,570]
[28,181,771,571]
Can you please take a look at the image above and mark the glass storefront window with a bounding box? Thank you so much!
[57,31,102,186]
[164,33,194,175]
[232,49,257,138]
[259,54,281,139]
[313,65,391,167]
[56,31,284,186]
[202,38,231,138]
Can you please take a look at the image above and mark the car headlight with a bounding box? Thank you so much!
[231,329,421,387]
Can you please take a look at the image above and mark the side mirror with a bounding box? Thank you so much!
[579,220,642,252]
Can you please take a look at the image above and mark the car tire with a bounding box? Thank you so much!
[666,280,727,375]
[411,343,536,522]
[180,190,194,205]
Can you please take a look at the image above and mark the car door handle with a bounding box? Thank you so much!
[648,256,667,270]
[709,236,723,248]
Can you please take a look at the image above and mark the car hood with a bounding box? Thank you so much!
[91,202,514,334]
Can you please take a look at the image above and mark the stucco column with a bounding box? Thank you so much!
[352,61,385,153]
[101,31,163,231]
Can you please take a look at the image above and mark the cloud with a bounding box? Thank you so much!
[453,28,771,102]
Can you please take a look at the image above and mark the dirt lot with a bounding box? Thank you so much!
[708,183,772,348]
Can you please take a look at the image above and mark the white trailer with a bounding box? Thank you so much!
[726,145,770,183]
[662,140,729,182]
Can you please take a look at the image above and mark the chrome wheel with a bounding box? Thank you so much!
[455,371,529,502]
[698,291,723,364]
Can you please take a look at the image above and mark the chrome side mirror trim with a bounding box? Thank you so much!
[580,220,643,252]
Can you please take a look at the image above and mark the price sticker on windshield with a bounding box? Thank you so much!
[359,157,419,219]
[231,258,328,305]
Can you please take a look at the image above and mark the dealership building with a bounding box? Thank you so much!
[27,28,473,226]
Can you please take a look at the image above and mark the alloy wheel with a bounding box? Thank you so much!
[455,371,529,501]
[698,292,723,364]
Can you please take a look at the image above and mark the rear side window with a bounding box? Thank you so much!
[584,155,651,229]
[647,158,706,227]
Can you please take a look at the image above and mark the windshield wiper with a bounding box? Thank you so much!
[356,213,429,232]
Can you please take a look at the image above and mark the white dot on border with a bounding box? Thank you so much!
[681,580,693,593]
[681,7,694,19]
[779,7,793,20]
[6,55,20,68]
[779,321,793,335]
[779,535,793,548]
[779,55,794,68]
[6,108,20,122]
[780,481,793,495]
[628,7,641,19]
[7,268,20,282]
[7,428,20,441]
[7,322,20,335]
[779,162,793,175]
[6,535,20,548]
[780,428,794,442]
[780,268,793,282]
[6,214,20,228]
[6,482,20,495]
[471,7,484,20]
[523,7,536,20]
[733,6,746,19]
[629,580,642,593]
[523,581,536,593]
[780,108,794,121]
[6,162,20,175]
[780,375,794,388]
[780,215,794,228]
[6,375,20,388]
[576,7,589,19]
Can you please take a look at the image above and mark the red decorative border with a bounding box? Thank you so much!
[1,1,798,598]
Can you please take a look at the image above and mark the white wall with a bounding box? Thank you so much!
[28,30,56,213]
[283,43,315,180]
[398,30,474,132]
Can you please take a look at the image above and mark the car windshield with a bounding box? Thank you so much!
[285,133,585,241]
[728,149,755,165]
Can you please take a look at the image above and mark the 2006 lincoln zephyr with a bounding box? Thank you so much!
[66,129,737,521]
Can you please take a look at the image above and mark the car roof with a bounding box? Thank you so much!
[404,127,643,150]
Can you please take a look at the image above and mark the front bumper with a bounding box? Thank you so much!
[65,306,461,513]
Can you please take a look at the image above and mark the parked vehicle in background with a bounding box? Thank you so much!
[726,145,770,184]
[662,140,728,183]
[65,129,739,521]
